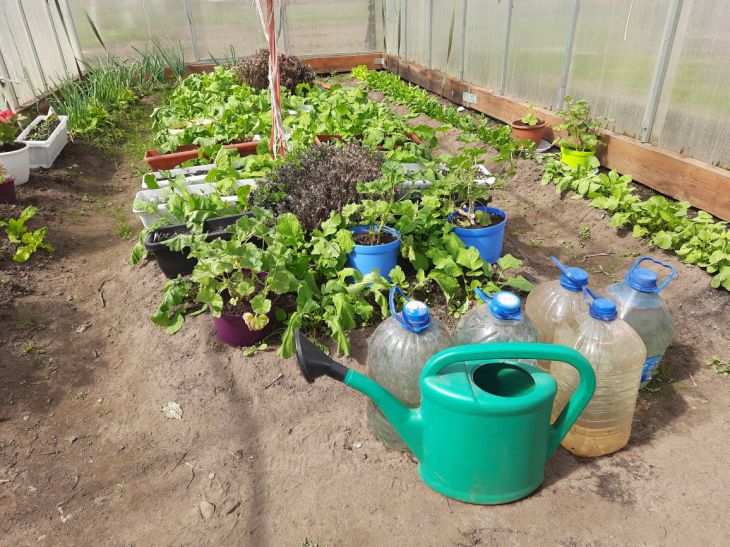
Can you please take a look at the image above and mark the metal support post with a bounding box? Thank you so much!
[641,0,683,143]
[458,0,467,80]
[427,0,434,68]
[44,0,70,78]
[499,0,514,95]
[16,0,49,91]
[403,0,408,60]
[556,0,580,110]
[58,0,84,69]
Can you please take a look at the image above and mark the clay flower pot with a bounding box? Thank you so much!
[144,141,259,170]
[510,120,547,146]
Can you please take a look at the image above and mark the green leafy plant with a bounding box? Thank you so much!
[542,157,729,291]
[553,97,610,152]
[708,356,730,376]
[0,206,54,263]
[356,162,403,243]
[434,148,495,228]
[521,104,540,127]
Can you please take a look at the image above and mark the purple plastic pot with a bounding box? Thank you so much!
[212,312,272,347]
[0,178,16,204]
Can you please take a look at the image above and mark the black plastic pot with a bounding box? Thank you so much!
[144,214,244,278]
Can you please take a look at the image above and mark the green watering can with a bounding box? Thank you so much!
[295,331,595,505]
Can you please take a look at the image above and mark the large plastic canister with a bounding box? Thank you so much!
[525,257,589,370]
[366,286,453,451]
[455,288,539,365]
[606,257,675,386]
[550,292,647,457]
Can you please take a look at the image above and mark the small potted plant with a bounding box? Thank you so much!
[15,109,68,169]
[553,97,611,168]
[348,162,402,281]
[188,214,298,347]
[440,149,507,264]
[0,165,16,204]
[0,109,29,185]
[510,104,546,146]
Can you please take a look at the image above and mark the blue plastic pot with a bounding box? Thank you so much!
[347,226,401,281]
[449,206,507,264]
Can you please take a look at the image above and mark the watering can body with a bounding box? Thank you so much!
[295,333,595,505]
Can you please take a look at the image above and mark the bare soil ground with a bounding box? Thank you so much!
[1,94,728,547]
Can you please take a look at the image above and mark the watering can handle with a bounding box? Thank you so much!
[421,343,596,457]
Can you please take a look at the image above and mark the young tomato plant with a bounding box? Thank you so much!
[553,97,611,152]
[356,162,403,243]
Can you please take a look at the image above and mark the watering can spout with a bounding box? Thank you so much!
[295,331,423,458]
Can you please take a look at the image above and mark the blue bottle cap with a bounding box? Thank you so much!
[402,300,431,332]
[488,291,522,320]
[589,298,617,321]
[627,267,659,292]
[560,267,589,292]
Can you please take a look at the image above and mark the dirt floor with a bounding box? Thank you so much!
[1,92,729,546]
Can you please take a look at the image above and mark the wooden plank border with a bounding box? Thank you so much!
[383,55,730,221]
[183,52,383,77]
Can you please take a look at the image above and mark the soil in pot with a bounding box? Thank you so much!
[0,142,26,154]
[353,230,398,246]
[451,211,504,229]
[25,115,61,141]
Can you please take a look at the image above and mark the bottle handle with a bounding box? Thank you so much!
[474,287,491,304]
[551,256,581,287]
[389,286,407,324]
[547,347,596,457]
[626,256,676,292]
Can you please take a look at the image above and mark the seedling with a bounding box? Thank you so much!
[521,104,540,127]
[554,97,611,152]
[708,356,730,376]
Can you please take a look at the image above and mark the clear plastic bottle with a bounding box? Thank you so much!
[525,257,589,371]
[550,294,647,457]
[606,257,675,387]
[367,287,453,451]
[454,288,539,365]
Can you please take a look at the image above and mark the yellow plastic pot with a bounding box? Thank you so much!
[560,145,596,169]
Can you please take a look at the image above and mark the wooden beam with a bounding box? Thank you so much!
[184,53,383,77]
[383,55,730,221]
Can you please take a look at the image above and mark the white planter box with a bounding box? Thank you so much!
[0,143,30,186]
[142,163,217,189]
[16,112,68,169]
[133,179,257,227]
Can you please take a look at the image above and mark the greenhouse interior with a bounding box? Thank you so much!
[0,0,728,545]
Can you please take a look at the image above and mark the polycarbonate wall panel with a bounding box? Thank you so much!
[189,0,263,61]
[463,0,508,92]
[652,1,730,169]
[401,0,428,65]
[0,0,77,106]
[430,0,463,75]
[504,0,572,110]
[566,0,667,139]
[383,0,401,55]
[68,0,193,60]
[286,0,384,55]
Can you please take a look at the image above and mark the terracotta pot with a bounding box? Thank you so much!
[144,141,259,170]
[510,120,547,146]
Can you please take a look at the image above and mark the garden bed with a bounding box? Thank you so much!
[0,73,728,547]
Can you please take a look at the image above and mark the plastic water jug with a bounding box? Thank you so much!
[455,288,539,364]
[366,286,453,451]
[606,257,675,387]
[550,292,647,457]
[525,257,589,370]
